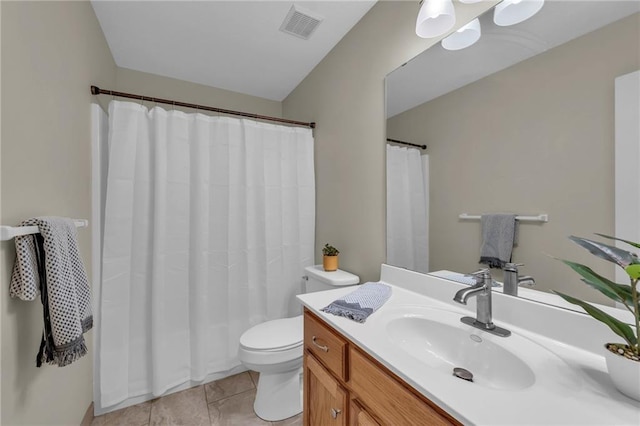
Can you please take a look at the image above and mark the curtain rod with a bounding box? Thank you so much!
[386,138,427,150]
[90,86,316,129]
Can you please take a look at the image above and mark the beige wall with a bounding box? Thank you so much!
[115,67,282,118]
[0,0,517,421]
[283,0,496,282]
[0,2,284,424]
[1,1,116,425]
[388,13,640,305]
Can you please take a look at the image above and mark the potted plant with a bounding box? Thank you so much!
[322,244,340,272]
[554,234,640,401]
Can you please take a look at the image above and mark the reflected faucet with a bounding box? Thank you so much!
[453,269,511,337]
[503,263,536,297]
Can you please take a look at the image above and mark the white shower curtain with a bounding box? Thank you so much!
[386,144,429,273]
[99,100,315,407]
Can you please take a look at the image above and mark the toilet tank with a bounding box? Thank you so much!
[303,265,359,293]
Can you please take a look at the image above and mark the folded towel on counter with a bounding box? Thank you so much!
[321,282,392,323]
[479,214,518,269]
[10,217,92,367]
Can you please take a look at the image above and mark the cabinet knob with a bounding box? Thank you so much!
[330,408,342,419]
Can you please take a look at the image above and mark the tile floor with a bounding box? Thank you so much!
[92,371,302,426]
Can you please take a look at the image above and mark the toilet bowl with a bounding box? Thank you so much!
[238,316,304,422]
[238,265,359,421]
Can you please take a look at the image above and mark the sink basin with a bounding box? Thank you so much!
[373,306,576,392]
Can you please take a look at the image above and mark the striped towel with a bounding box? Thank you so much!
[321,282,392,323]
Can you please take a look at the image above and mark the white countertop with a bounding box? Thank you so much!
[297,265,640,426]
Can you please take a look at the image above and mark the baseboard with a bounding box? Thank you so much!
[80,402,94,426]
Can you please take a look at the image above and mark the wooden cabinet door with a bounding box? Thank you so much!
[349,400,381,426]
[304,351,348,426]
[349,347,458,425]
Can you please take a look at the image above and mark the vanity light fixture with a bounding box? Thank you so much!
[493,0,545,27]
[415,0,456,39]
[441,18,481,51]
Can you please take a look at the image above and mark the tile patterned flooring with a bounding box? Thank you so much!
[92,371,302,426]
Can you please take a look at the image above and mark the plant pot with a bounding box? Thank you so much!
[323,255,338,272]
[604,344,640,401]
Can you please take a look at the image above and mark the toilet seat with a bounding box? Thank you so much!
[236,266,359,421]
[240,315,303,352]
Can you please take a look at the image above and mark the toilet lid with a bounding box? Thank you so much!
[240,315,303,351]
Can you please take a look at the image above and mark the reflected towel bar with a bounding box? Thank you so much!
[0,219,89,241]
[459,213,548,223]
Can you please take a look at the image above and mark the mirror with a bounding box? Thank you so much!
[385,0,640,310]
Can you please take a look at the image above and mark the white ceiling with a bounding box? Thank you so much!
[387,0,640,118]
[91,0,376,101]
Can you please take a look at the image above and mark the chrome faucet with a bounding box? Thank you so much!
[503,263,535,297]
[453,269,511,337]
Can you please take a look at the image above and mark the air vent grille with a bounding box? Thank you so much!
[279,5,323,40]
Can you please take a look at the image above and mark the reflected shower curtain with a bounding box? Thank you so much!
[386,144,429,273]
[100,101,315,407]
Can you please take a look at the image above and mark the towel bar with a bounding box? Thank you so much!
[459,213,548,223]
[0,219,89,241]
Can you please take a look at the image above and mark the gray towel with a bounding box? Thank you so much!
[321,282,392,323]
[479,214,517,269]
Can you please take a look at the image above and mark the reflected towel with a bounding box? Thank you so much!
[321,282,392,323]
[479,214,517,269]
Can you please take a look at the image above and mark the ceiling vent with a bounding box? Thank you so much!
[279,5,323,40]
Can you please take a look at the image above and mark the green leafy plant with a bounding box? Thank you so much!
[554,234,640,358]
[322,244,339,257]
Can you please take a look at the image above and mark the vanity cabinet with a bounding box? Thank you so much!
[303,309,460,426]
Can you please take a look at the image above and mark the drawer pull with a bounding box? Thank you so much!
[330,408,342,419]
[312,336,329,352]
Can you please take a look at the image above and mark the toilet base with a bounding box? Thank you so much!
[254,367,303,421]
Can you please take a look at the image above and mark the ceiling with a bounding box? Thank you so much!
[387,0,640,118]
[91,0,377,101]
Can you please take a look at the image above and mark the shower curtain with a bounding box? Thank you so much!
[99,100,315,407]
[386,144,429,273]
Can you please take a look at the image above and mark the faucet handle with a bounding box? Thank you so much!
[504,263,524,271]
[469,268,492,286]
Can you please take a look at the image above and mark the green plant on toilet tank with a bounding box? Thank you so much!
[322,244,339,257]
[322,244,339,272]
[554,234,640,400]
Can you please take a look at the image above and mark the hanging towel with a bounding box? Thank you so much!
[10,217,92,367]
[321,282,392,323]
[479,214,518,269]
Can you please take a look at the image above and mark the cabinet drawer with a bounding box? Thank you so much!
[304,310,348,381]
[349,347,459,426]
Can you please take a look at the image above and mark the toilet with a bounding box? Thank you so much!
[238,265,359,421]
